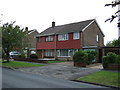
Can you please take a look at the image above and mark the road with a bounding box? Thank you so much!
[2,68,107,88]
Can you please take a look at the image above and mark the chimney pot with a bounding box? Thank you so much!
[52,21,55,27]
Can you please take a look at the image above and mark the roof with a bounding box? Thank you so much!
[28,29,39,35]
[37,19,96,37]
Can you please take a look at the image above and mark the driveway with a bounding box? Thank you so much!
[17,62,103,80]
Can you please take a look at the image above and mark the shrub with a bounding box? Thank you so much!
[73,51,88,63]
[102,52,119,68]
[115,55,120,64]
[86,51,97,65]
[30,54,38,59]
[102,56,109,69]
[107,52,117,63]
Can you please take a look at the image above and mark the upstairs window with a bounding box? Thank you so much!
[46,36,53,42]
[73,32,80,40]
[58,34,68,41]
[37,37,41,42]
[96,35,99,42]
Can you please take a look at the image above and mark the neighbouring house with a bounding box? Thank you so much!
[36,19,105,62]
[24,28,39,57]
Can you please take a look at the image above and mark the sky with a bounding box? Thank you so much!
[0,0,118,45]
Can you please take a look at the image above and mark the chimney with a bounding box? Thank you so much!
[25,27,28,31]
[52,21,55,27]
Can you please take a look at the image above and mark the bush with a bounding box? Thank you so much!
[107,52,117,63]
[102,52,119,68]
[86,51,97,65]
[102,56,109,69]
[30,54,38,59]
[115,55,120,64]
[73,51,88,63]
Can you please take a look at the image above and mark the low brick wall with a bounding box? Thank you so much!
[13,57,50,64]
[105,64,120,70]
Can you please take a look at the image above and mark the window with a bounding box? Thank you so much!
[46,36,53,42]
[45,50,53,56]
[96,35,99,42]
[37,37,41,42]
[58,34,68,41]
[73,32,80,40]
[57,49,70,57]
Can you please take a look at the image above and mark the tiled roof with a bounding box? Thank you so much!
[38,19,95,36]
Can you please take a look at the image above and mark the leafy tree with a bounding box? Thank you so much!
[112,39,120,46]
[1,22,30,62]
[106,39,120,46]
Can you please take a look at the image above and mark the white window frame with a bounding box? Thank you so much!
[46,36,53,42]
[73,32,80,40]
[57,49,71,57]
[45,50,53,56]
[58,34,68,41]
[96,35,99,42]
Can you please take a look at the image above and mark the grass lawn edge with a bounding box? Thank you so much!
[71,79,120,89]
[75,70,120,88]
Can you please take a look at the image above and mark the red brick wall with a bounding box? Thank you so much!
[36,36,55,49]
[36,33,81,50]
[56,33,81,49]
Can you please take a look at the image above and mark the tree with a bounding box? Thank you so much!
[105,0,120,24]
[1,22,30,62]
[106,39,120,46]
[105,0,120,39]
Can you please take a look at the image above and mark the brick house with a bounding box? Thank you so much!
[36,19,105,61]
[24,29,39,56]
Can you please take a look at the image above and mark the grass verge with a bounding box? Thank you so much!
[0,60,45,68]
[77,70,120,87]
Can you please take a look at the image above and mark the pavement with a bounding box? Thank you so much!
[17,62,103,80]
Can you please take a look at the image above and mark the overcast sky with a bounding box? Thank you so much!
[0,0,118,44]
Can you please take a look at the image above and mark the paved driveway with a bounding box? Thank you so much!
[17,62,102,80]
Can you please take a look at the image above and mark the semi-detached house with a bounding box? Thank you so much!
[36,19,105,62]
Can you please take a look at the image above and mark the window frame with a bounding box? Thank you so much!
[96,34,99,42]
[46,36,53,42]
[37,37,41,42]
[57,49,71,57]
[44,50,53,56]
[73,32,80,40]
[58,34,69,41]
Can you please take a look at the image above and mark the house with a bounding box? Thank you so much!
[24,28,39,56]
[36,19,105,62]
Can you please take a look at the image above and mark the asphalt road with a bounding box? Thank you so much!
[2,68,107,88]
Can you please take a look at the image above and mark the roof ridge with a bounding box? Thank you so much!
[50,19,95,28]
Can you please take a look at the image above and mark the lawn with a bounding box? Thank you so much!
[77,70,120,87]
[47,60,65,64]
[1,61,45,68]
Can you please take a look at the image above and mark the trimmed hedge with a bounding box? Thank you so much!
[102,52,120,69]
[73,50,97,64]
[73,50,88,63]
